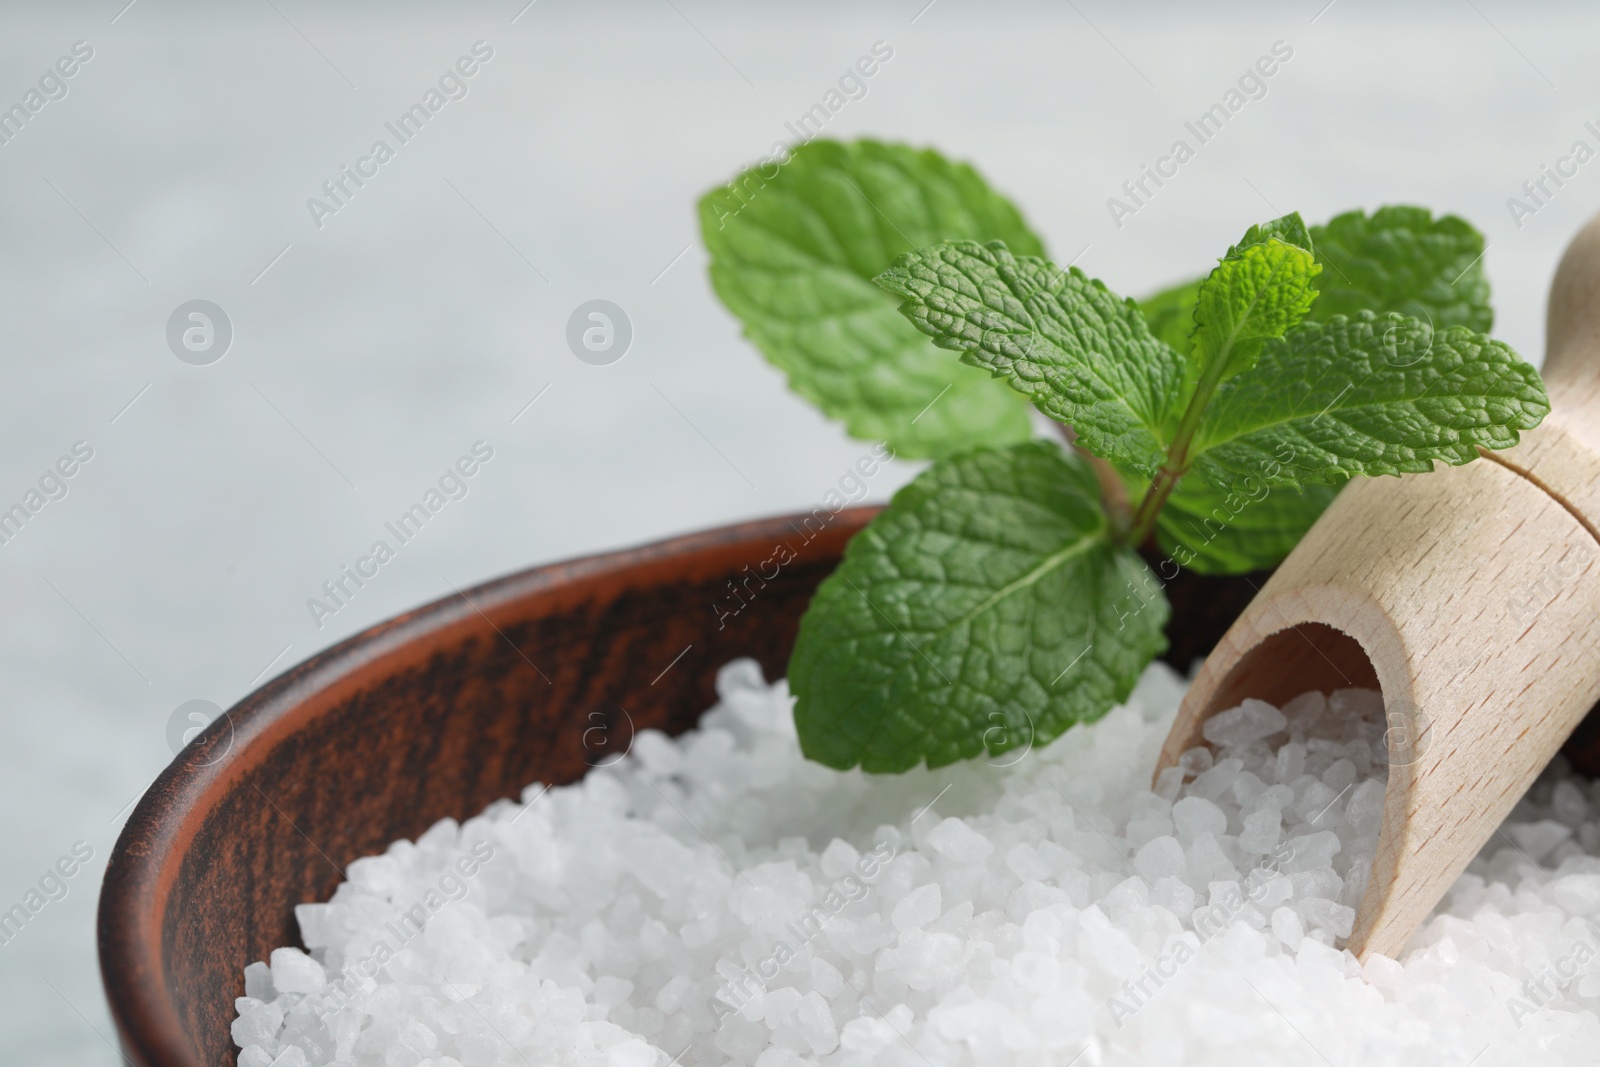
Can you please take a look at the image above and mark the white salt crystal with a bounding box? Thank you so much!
[1186,833,1239,885]
[230,998,281,1051]
[1553,873,1600,915]
[927,816,995,863]
[1172,796,1227,840]
[1329,688,1384,723]
[1102,875,1149,920]
[291,904,329,950]
[820,838,859,879]
[1135,836,1186,881]
[1274,742,1306,783]
[895,930,965,989]
[1290,868,1344,902]
[1295,781,1339,826]
[1203,698,1287,747]
[595,976,634,1007]
[1296,897,1356,938]
[632,729,684,775]
[1281,691,1326,733]
[1362,952,1404,991]
[680,911,720,948]
[1208,880,1244,908]
[755,1048,806,1067]
[840,1004,913,1056]
[1283,830,1343,871]
[242,960,276,1001]
[1249,871,1293,911]
[393,1018,438,1058]
[1509,820,1573,861]
[237,1047,273,1067]
[1230,770,1266,808]
[344,854,401,897]
[1189,758,1244,801]
[1340,856,1373,911]
[1005,842,1053,883]
[810,957,844,998]
[796,991,838,1054]
[1152,875,1196,920]
[267,1048,306,1067]
[1322,758,1357,795]
[1129,661,1188,722]
[1252,784,1295,813]
[1130,791,1173,824]
[655,975,690,1015]
[716,657,767,698]
[1346,779,1386,836]
[1554,779,1589,826]
[761,986,801,1026]
[893,883,942,932]
[1271,906,1304,948]
[1239,808,1281,855]
[611,1040,658,1067]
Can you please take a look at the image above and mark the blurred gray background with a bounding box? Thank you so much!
[1,0,1594,1062]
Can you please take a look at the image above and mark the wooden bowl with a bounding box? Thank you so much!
[90,506,1373,1066]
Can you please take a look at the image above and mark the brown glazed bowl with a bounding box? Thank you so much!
[93,506,1424,1066]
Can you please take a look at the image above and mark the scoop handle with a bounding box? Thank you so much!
[1485,218,1600,534]
[1545,211,1600,407]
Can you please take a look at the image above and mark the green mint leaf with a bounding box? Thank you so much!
[1155,477,1340,575]
[1190,237,1321,382]
[700,139,1044,459]
[1138,212,1311,357]
[1307,206,1493,332]
[874,241,1184,479]
[1188,312,1549,489]
[1228,211,1313,256]
[1138,277,1202,354]
[789,440,1167,772]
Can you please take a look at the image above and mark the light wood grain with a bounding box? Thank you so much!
[1156,211,1600,961]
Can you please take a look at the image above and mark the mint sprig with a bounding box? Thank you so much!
[698,140,1550,772]
[1123,222,1322,546]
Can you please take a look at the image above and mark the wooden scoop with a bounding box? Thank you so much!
[1154,211,1600,962]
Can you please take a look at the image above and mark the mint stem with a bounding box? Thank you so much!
[1124,359,1229,548]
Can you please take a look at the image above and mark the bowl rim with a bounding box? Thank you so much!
[97,507,880,1067]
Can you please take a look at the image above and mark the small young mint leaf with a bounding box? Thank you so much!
[1228,211,1313,256]
[700,139,1044,460]
[874,241,1184,480]
[1154,476,1340,575]
[1188,312,1549,489]
[1307,206,1493,331]
[789,440,1167,772]
[1136,206,1490,363]
[1190,238,1321,382]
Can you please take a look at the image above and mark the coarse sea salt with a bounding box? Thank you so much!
[233,660,1600,1065]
